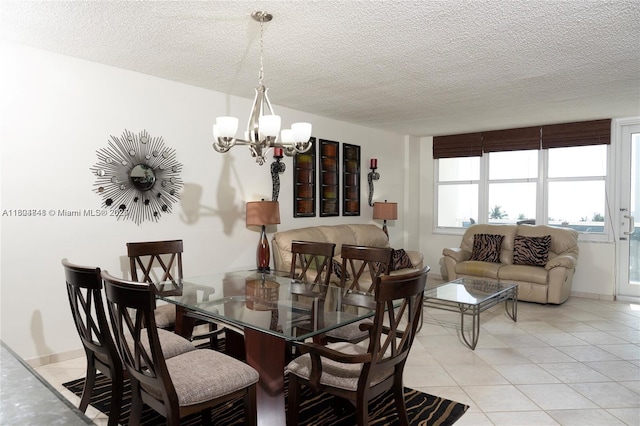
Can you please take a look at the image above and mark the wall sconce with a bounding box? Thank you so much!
[367,158,379,207]
[373,200,397,239]
[246,200,280,272]
[270,147,286,201]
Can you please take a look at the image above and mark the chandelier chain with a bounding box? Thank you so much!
[258,18,264,86]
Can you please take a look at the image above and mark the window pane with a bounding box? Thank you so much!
[548,145,607,178]
[488,182,537,224]
[437,184,478,227]
[489,151,538,180]
[548,180,606,232]
[438,157,480,181]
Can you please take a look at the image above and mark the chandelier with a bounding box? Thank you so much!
[212,11,312,165]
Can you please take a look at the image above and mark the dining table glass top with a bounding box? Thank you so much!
[154,270,375,341]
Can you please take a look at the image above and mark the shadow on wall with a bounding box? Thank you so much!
[179,155,244,235]
[31,310,53,358]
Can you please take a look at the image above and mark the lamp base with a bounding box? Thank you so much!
[382,220,389,239]
[256,225,271,272]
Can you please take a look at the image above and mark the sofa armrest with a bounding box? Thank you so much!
[442,247,471,263]
[545,255,577,270]
[406,250,424,268]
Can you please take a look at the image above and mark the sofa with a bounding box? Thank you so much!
[442,224,579,304]
[272,224,423,288]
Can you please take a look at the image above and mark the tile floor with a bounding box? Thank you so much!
[35,283,640,425]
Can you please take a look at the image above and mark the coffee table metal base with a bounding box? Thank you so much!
[424,282,517,350]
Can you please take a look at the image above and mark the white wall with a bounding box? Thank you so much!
[415,136,617,299]
[0,42,407,360]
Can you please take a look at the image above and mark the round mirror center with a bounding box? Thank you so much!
[130,164,156,191]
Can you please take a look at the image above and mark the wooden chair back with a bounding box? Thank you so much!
[101,270,177,413]
[339,244,392,294]
[62,258,123,426]
[289,240,336,287]
[127,239,183,285]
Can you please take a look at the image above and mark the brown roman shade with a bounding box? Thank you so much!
[542,119,611,149]
[482,126,541,152]
[433,132,483,159]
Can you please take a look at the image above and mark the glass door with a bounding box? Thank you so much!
[617,123,640,300]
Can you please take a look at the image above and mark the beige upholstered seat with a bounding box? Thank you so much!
[102,270,259,425]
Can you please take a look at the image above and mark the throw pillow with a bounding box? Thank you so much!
[470,234,504,263]
[390,248,414,271]
[332,259,350,280]
[513,235,552,266]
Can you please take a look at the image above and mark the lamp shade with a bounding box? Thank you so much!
[246,201,281,226]
[373,202,398,220]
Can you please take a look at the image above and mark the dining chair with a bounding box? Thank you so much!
[101,270,259,426]
[286,266,429,426]
[323,244,392,344]
[288,241,336,340]
[62,258,124,426]
[127,239,220,348]
[289,240,336,287]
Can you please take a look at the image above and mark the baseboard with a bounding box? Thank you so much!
[25,348,85,368]
[570,290,615,301]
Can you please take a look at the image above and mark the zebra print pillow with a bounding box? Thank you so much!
[470,234,504,263]
[513,235,552,266]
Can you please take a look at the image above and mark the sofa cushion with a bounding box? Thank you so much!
[455,261,502,279]
[498,264,549,285]
[513,235,551,266]
[470,234,504,263]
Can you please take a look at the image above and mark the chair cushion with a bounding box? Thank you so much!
[324,314,372,341]
[125,328,196,360]
[144,349,259,406]
[154,303,176,329]
[286,341,393,391]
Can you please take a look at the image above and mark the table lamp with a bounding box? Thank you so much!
[246,200,281,271]
[373,200,397,238]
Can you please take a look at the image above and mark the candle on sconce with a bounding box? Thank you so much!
[274,147,284,158]
[370,158,378,169]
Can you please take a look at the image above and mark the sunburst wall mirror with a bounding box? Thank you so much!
[91,129,183,225]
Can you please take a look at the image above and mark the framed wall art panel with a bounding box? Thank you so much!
[342,143,360,216]
[319,139,339,217]
[293,137,316,217]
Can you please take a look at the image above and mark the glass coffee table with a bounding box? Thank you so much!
[423,278,518,349]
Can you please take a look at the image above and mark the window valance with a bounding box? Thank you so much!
[432,119,611,159]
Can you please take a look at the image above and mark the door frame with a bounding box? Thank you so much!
[614,117,640,303]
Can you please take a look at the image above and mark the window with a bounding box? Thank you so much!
[434,119,611,240]
[547,145,607,233]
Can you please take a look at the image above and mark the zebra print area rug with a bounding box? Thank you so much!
[63,373,468,425]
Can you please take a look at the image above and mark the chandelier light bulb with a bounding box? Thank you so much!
[291,122,312,143]
[280,129,294,143]
[216,116,239,138]
[259,115,281,138]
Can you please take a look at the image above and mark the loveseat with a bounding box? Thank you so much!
[442,224,579,304]
[272,224,423,288]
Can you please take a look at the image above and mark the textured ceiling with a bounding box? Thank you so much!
[2,0,639,136]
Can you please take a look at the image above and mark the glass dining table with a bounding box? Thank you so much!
[154,269,375,426]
